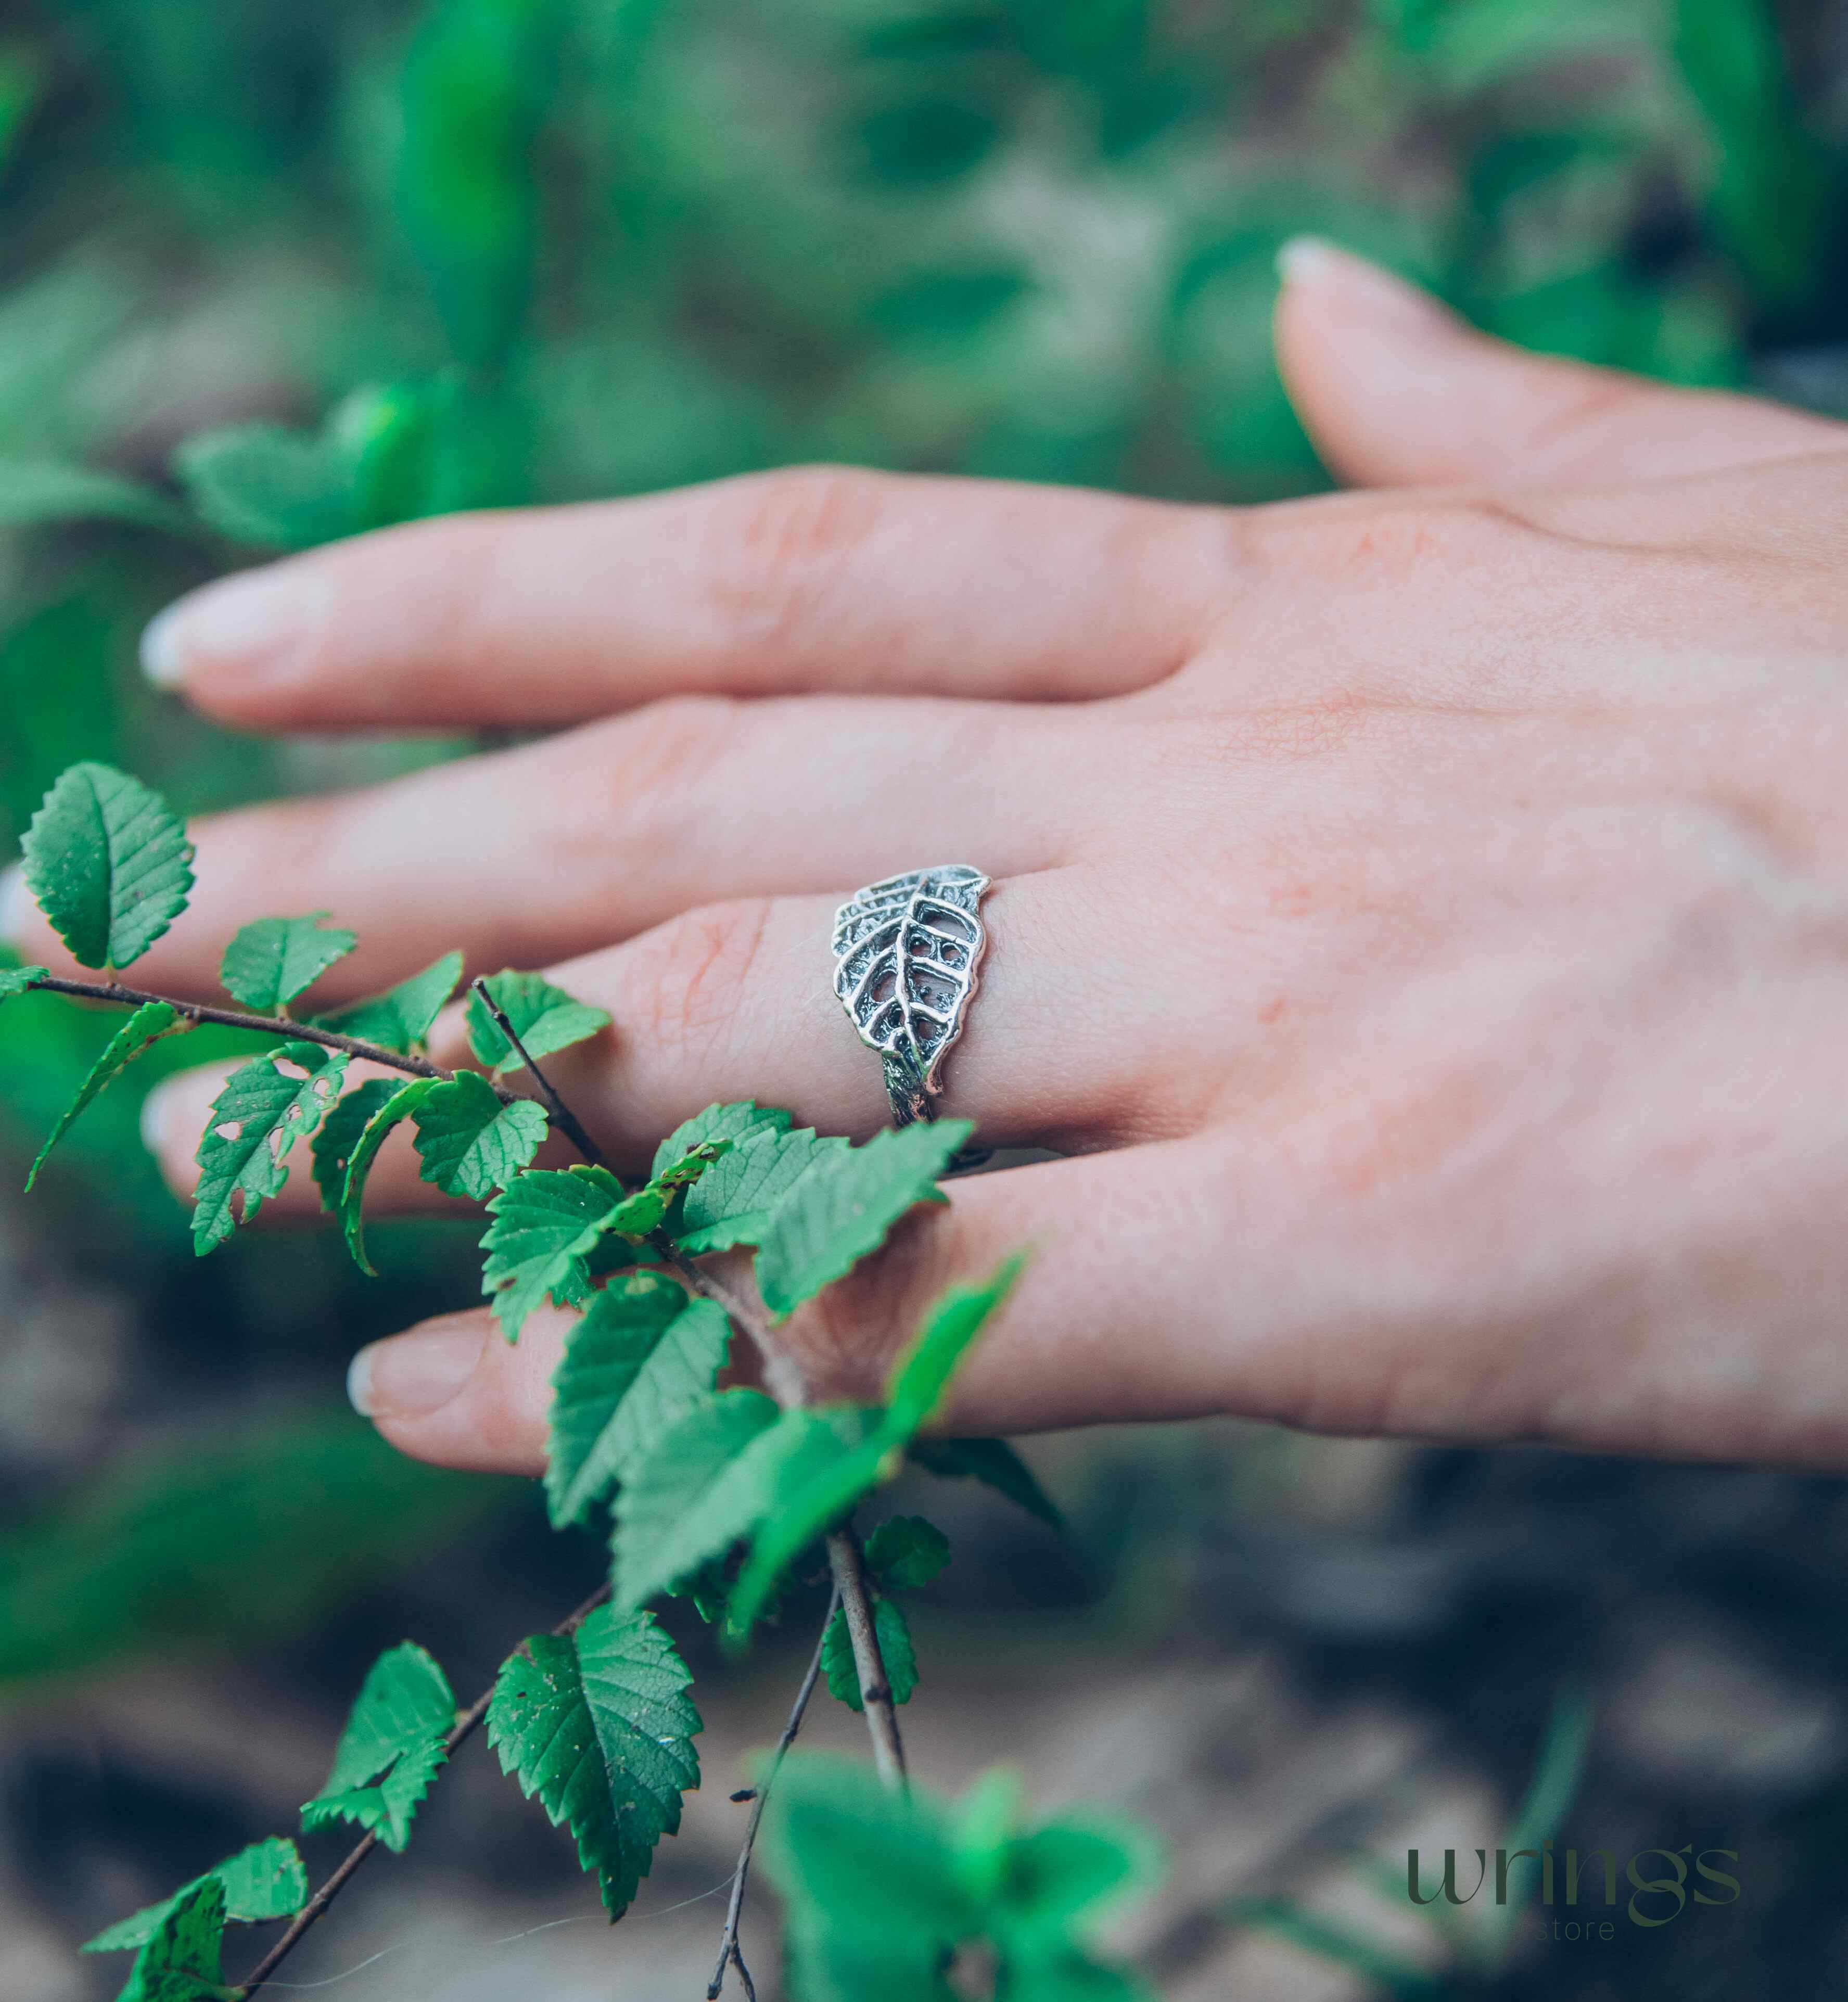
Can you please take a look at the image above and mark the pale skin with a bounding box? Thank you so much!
[14,240,1848,1473]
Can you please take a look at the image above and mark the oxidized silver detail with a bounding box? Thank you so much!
[832,865,990,1126]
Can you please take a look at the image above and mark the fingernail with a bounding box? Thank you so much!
[0,864,33,946]
[348,1318,486,1420]
[1276,237,1448,329]
[141,563,321,687]
[139,1078,178,1156]
[139,604,187,688]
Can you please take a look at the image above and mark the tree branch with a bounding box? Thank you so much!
[826,1529,908,1792]
[467,977,613,1167]
[708,1583,840,2000]
[18,973,517,1099]
[234,1583,612,1999]
[455,1007,910,1801]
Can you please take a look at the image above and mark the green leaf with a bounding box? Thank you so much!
[310,1079,401,1214]
[885,1253,1025,1437]
[610,1388,783,1609]
[677,1123,848,1254]
[822,1596,917,1712]
[480,1166,623,1340]
[19,762,194,971]
[190,1042,348,1254]
[760,1753,976,1981]
[990,1820,1162,1954]
[301,1641,454,1853]
[26,999,186,1191]
[338,1077,444,1275]
[312,950,463,1052]
[174,381,452,550]
[465,968,611,1074]
[725,1261,1020,1640]
[723,1408,895,1643]
[545,1276,730,1529]
[219,912,357,1012]
[0,457,184,533]
[909,1438,1063,1532]
[413,1068,549,1200]
[82,1838,308,1952]
[486,1603,700,1920]
[0,964,47,1001]
[396,0,563,376]
[176,419,359,549]
[864,1514,951,1593]
[116,1875,225,2002]
[755,1120,972,1318]
[651,1101,789,1179]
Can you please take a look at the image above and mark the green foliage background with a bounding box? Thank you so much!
[3,0,1847,1692]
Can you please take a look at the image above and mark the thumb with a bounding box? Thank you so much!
[1272,237,1840,488]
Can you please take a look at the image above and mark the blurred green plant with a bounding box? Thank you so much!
[1231,1685,1595,1999]
[0,1,1843,1990]
[5,757,1082,1995]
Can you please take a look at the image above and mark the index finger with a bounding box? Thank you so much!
[145,466,1227,732]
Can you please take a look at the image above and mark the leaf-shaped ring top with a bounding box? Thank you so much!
[831,865,990,1126]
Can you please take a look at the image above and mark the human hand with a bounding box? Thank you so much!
[26,241,1848,1472]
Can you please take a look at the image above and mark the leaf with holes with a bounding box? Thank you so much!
[82,1838,307,1953]
[312,949,463,1052]
[191,1043,348,1254]
[115,1874,226,2002]
[755,1120,971,1318]
[26,999,188,1191]
[822,1596,919,1712]
[487,1604,701,1919]
[466,968,611,1074]
[412,1069,549,1200]
[480,1167,625,1340]
[546,1276,731,1529]
[338,1076,444,1274]
[19,762,194,970]
[310,1078,400,1214]
[219,912,357,1012]
[300,1641,454,1853]
[677,1123,848,1254]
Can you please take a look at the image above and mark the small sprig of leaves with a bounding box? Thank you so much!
[7,762,1118,2001]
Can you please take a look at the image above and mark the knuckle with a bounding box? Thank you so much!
[541,695,742,881]
[621,896,774,1054]
[1266,492,1528,587]
[785,1209,953,1402]
[1510,367,1646,477]
[704,465,894,657]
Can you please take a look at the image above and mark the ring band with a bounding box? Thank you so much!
[832,865,990,1128]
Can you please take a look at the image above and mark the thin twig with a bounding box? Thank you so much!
[19,974,516,1099]
[468,976,613,1168]
[826,1529,907,1792]
[235,1584,612,1999]
[707,1584,840,2000]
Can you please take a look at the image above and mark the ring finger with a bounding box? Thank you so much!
[142,865,1179,1215]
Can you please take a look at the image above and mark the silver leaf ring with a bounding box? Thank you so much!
[831,865,991,1129]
